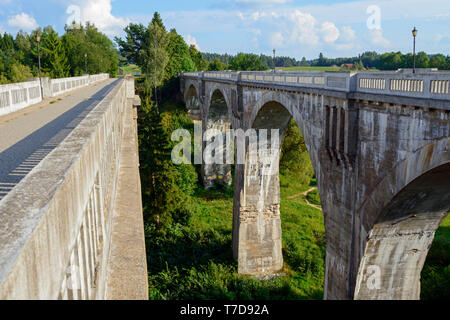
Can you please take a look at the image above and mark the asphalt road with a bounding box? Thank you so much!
[0,78,120,201]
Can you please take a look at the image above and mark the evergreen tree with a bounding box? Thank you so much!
[138,92,190,233]
[41,27,70,78]
[140,13,169,104]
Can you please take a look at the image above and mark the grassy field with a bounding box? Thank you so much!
[146,172,326,300]
[119,64,141,77]
[143,97,449,300]
[421,214,450,300]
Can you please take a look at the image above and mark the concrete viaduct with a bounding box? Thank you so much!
[0,75,147,299]
[180,69,450,300]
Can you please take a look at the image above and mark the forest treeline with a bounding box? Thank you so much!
[202,51,450,71]
[0,22,119,84]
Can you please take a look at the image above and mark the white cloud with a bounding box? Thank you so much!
[340,26,356,42]
[270,32,284,47]
[185,34,200,50]
[7,13,38,30]
[369,28,391,48]
[70,0,129,36]
[320,22,340,43]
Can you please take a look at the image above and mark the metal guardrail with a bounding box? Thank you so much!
[181,70,450,101]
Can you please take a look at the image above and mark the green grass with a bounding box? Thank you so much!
[146,171,325,300]
[421,214,450,300]
[119,64,141,77]
[306,189,321,207]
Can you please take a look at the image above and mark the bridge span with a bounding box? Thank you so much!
[0,75,147,299]
[181,69,450,300]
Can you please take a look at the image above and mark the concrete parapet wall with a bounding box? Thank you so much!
[0,76,147,300]
[0,74,110,117]
[0,80,42,117]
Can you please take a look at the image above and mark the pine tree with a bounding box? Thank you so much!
[138,92,190,233]
[41,27,70,78]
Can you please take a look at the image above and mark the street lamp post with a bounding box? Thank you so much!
[36,33,43,99]
[84,53,88,74]
[412,27,418,74]
[273,49,276,72]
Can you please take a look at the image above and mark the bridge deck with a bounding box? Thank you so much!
[0,78,118,202]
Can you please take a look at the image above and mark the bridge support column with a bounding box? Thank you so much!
[234,145,283,275]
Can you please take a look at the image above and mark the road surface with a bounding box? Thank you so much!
[0,78,120,202]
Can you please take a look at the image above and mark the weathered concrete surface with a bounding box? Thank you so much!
[105,95,148,300]
[0,74,109,117]
[0,76,146,300]
[181,70,450,300]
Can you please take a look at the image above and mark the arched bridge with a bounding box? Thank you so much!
[180,69,450,300]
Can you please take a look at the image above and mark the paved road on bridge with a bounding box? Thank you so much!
[0,78,120,202]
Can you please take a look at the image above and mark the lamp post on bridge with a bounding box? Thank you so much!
[412,27,418,74]
[84,52,88,74]
[273,49,276,72]
[35,32,43,99]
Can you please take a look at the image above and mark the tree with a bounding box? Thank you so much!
[140,13,170,103]
[300,57,308,66]
[208,58,226,71]
[41,27,70,78]
[165,29,196,80]
[189,45,209,71]
[114,23,146,65]
[430,54,446,70]
[229,53,268,71]
[10,62,33,83]
[138,93,190,233]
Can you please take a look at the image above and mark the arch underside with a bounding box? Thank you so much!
[203,89,233,188]
[355,163,450,300]
[185,84,201,120]
[236,100,320,275]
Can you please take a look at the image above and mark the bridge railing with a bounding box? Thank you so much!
[0,73,110,117]
[181,70,450,101]
[0,77,143,300]
[0,79,42,117]
[355,70,450,100]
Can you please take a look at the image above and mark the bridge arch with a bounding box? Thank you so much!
[202,87,234,188]
[184,83,201,120]
[235,95,325,276]
[354,152,450,300]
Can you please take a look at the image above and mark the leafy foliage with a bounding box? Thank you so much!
[0,22,119,84]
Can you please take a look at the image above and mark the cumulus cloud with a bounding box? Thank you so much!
[69,0,129,36]
[185,34,200,50]
[239,9,341,47]
[7,13,38,30]
[320,22,340,43]
[340,26,356,42]
[369,28,391,48]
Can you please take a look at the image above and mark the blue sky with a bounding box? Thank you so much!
[0,0,449,60]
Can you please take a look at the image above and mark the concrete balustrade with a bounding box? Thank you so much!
[0,75,147,300]
[0,73,110,117]
[182,69,450,105]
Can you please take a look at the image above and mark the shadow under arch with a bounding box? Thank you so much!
[354,162,450,300]
[185,84,201,120]
[233,99,325,280]
[203,88,234,188]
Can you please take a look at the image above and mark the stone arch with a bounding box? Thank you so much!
[184,82,201,120]
[235,95,324,276]
[204,84,232,122]
[354,152,450,300]
[202,87,234,188]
